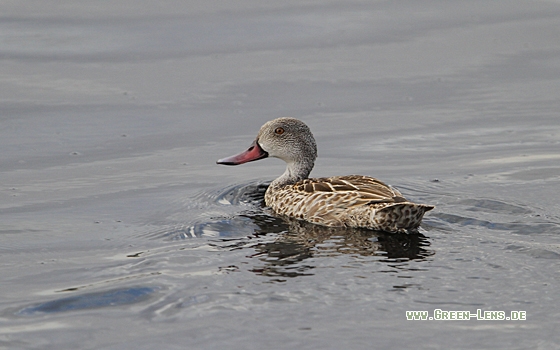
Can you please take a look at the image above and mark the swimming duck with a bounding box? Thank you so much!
[217,117,434,233]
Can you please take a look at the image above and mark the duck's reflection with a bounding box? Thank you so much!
[242,212,433,278]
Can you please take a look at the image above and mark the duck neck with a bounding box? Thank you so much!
[270,160,314,188]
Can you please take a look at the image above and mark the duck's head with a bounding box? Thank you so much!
[217,117,317,167]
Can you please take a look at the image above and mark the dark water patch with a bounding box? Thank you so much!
[392,283,423,290]
[0,229,45,235]
[17,286,157,316]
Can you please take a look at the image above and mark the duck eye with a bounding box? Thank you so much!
[275,127,285,135]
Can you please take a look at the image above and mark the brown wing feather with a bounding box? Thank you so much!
[293,175,403,204]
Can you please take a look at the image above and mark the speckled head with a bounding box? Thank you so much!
[217,117,318,186]
[256,117,317,165]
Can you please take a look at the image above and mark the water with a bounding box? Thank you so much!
[1,1,560,349]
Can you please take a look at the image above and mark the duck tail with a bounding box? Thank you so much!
[374,202,434,233]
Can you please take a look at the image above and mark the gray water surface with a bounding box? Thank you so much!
[1,1,560,349]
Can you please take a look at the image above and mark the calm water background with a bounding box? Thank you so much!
[1,1,560,349]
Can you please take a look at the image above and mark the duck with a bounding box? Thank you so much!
[217,117,434,233]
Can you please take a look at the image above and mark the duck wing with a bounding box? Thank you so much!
[293,175,406,205]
